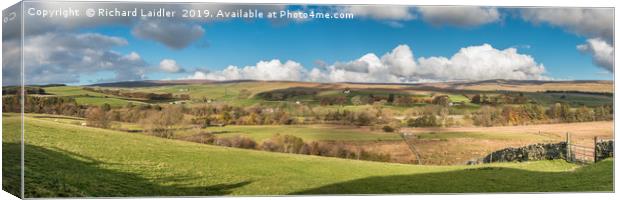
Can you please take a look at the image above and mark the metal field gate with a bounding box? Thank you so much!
[566,133,613,163]
[567,143,595,163]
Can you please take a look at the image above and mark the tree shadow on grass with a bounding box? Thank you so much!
[292,160,613,195]
[2,143,252,198]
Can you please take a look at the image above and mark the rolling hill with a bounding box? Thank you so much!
[86,79,614,93]
[1,113,613,197]
[36,79,613,109]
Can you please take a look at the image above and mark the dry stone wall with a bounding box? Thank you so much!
[481,142,567,163]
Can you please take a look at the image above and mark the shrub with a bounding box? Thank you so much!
[382,125,395,132]
[260,140,280,152]
[101,103,112,112]
[195,132,216,144]
[393,96,413,106]
[282,135,305,153]
[355,112,373,126]
[432,95,451,107]
[214,137,232,147]
[260,134,306,154]
[229,135,257,149]
[471,106,503,127]
[359,150,391,162]
[351,95,364,105]
[407,114,439,127]
[307,141,324,155]
[299,143,311,155]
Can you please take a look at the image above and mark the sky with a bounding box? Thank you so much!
[2,2,615,85]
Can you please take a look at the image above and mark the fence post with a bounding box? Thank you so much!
[566,132,571,162]
[594,136,598,162]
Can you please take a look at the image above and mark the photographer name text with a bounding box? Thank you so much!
[26,7,354,20]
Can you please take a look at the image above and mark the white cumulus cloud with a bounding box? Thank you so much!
[186,60,307,81]
[187,44,549,83]
[520,8,613,42]
[159,59,184,73]
[418,6,500,27]
[315,53,401,83]
[311,44,547,82]
[382,44,417,76]
[416,44,548,80]
[577,38,614,72]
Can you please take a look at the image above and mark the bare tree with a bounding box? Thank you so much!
[86,107,111,128]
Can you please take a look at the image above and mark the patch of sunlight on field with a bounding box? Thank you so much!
[448,94,469,102]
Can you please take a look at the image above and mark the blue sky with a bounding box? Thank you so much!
[5,3,614,85]
[104,14,602,80]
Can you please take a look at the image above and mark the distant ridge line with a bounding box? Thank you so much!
[87,79,612,88]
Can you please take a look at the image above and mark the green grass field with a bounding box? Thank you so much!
[23,113,401,142]
[41,84,613,111]
[45,86,109,97]
[196,125,402,142]
[42,84,459,110]
[448,94,470,102]
[126,82,295,105]
[1,113,613,197]
[45,86,144,107]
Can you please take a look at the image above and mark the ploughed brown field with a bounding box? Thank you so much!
[421,80,613,93]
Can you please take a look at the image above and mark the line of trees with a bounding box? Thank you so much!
[189,104,295,127]
[4,94,388,130]
[470,93,529,105]
[84,103,186,139]
[2,87,47,95]
[256,87,463,107]
[2,95,85,116]
[4,94,613,131]
[323,109,376,126]
[83,87,189,101]
[184,133,391,162]
[545,90,613,97]
[350,95,431,107]
[471,103,612,127]
[257,88,319,101]
[404,103,613,127]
